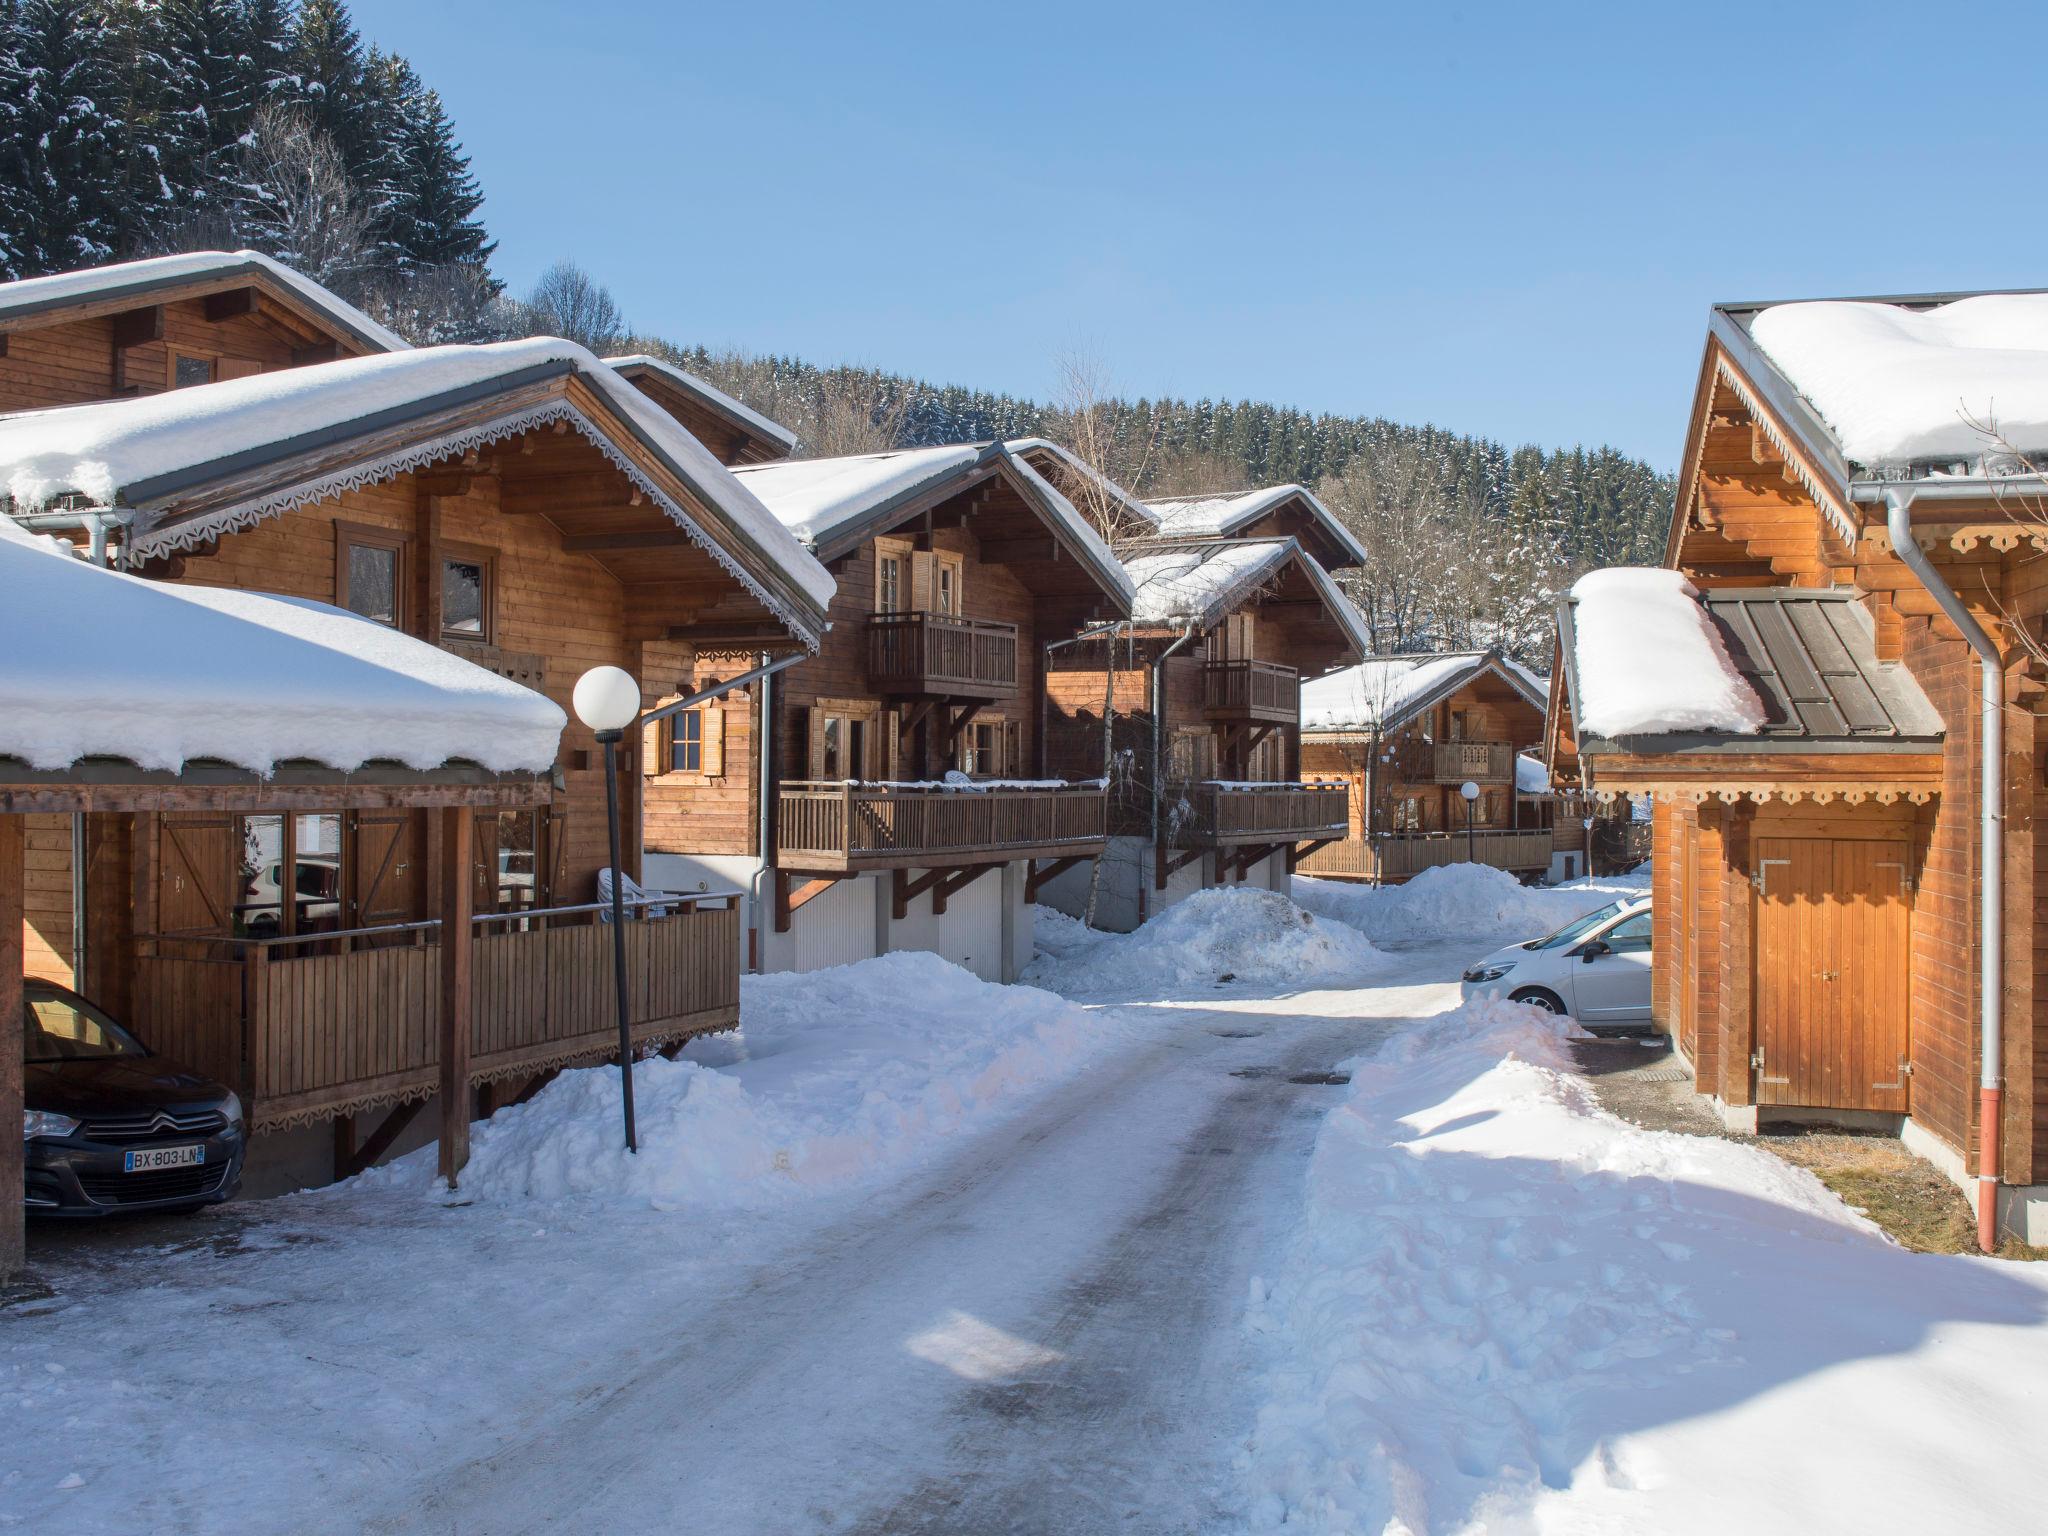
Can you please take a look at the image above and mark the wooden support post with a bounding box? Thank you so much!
[891,866,947,921]
[933,862,998,916]
[437,807,474,1186]
[774,871,845,933]
[1025,856,1086,905]
[203,286,259,320]
[2,815,24,1281]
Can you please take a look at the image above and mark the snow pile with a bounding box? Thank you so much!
[366,951,1116,1208]
[1749,294,2048,467]
[1515,751,1550,794]
[1024,887,1385,997]
[1240,993,2048,1534]
[1570,567,1765,737]
[1293,863,1645,945]
[0,517,564,774]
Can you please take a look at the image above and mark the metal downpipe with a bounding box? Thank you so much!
[1885,487,2003,1251]
[1149,625,1200,912]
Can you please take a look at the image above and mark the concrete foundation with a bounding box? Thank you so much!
[1035,839,1289,933]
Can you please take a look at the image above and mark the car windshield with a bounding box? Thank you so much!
[23,989,148,1063]
[1521,899,1632,951]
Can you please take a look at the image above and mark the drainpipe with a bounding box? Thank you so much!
[752,657,774,973]
[1884,486,2003,1251]
[1149,624,1200,905]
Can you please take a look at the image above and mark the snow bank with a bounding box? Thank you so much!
[1024,887,1385,998]
[1570,567,1765,737]
[1749,294,2048,467]
[1515,751,1549,794]
[0,517,564,774]
[1240,992,2048,1534]
[1293,863,1645,945]
[364,951,1117,1209]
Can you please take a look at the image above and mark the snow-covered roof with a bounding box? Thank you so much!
[605,354,798,459]
[1515,752,1551,795]
[1744,294,2048,472]
[0,515,563,776]
[1564,569,1766,739]
[0,335,836,634]
[1300,650,1548,735]
[1006,438,1160,534]
[1124,537,1369,653]
[1147,484,1367,567]
[0,249,407,355]
[734,445,982,547]
[733,440,1133,609]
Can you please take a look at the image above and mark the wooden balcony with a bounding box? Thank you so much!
[1201,659,1299,724]
[1430,740,1515,784]
[776,781,1107,873]
[128,897,739,1132]
[1296,828,1554,884]
[867,611,1019,700]
[1170,781,1348,848]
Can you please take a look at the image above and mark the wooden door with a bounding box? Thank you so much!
[1753,837,1910,1111]
[350,811,422,933]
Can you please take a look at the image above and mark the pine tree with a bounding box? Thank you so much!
[0,0,126,278]
[380,59,493,272]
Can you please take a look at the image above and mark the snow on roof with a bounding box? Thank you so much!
[1147,484,1367,566]
[1515,752,1551,795]
[0,335,835,623]
[1567,568,1765,738]
[732,445,981,546]
[1747,294,2048,469]
[1125,538,1368,654]
[1006,437,1160,532]
[733,441,1133,607]
[0,249,408,354]
[1301,650,1550,734]
[0,515,563,776]
[604,354,798,455]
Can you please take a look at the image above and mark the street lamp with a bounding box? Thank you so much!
[573,665,643,1154]
[1459,779,1480,864]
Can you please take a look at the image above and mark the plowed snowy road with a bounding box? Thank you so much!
[365,955,1465,1536]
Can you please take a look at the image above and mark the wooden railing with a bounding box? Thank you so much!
[777,781,1107,872]
[1170,781,1348,847]
[1432,740,1515,783]
[1296,828,1555,883]
[129,897,739,1132]
[1201,659,1299,723]
[867,611,1019,699]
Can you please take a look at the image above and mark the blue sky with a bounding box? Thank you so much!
[352,0,2048,469]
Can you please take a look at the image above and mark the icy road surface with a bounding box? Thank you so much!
[368,952,1464,1535]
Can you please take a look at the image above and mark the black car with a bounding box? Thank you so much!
[23,980,246,1216]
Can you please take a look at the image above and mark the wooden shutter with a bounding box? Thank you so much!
[702,707,726,777]
[1005,720,1020,776]
[807,706,827,780]
[642,695,681,776]
[157,814,233,935]
[546,806,572,905]
[216,356,264,381]
[910,551,934,610]
[884,709,901,780]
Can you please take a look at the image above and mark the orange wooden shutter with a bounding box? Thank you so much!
[702,707,726,777]
[910,551,934,610]
[642,696,681,775]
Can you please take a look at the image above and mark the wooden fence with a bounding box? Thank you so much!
[1173,782,1348,845]
[1201,659,1299,722]
[778,782,1107,872]
[1431,741,1515,783]
[130,897,739,1131]
[867,611,1019,698]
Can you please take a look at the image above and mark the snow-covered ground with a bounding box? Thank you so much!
[1239,991,2048,1534]
[8,877,2047,1534]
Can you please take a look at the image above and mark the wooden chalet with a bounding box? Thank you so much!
[606,354,798,466]
[640,440,1133,981]
[1041,536,1369,930]
[0,248,406,413]
[1140,482,1369,577]
[1294,649,1558,885]
[1568,288,2048,1246]
[1,510,565,1276]
[1,281,832,1187]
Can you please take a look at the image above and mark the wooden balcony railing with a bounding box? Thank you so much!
[777,781,1107,872]
[1431,740,1515,784]
[1296,828,1555,883]
[128,896,739,1131]
[1169,781,1348,847]
[867,611,1019,699]
[1201,659,1299,723]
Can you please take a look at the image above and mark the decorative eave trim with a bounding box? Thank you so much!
[1865,524,2048,557]
[127,401,822,652]
[1589,781,1937,807]
[1711,354,1858,545]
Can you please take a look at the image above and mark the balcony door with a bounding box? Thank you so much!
[808,699,885,782]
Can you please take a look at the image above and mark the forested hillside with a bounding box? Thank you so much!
[0,0,1673,660]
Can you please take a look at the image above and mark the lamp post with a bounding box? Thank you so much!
[1460,779,1479,864]
[574,665,643,1154]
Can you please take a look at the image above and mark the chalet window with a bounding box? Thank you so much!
[876,542,907,614]
[1208,613,1254,662]
[479,809,544,912]
[935,552,963,614]
[171,352,215,389]
[337,525,408,628]
[809,701,876,780]
[442,553,492,642]
[640,699,725,779]
[234,813,343,939]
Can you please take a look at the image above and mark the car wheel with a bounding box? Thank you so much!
[1509,987,1567,1015]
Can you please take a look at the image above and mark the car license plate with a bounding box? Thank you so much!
[124,1144,204,1173]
